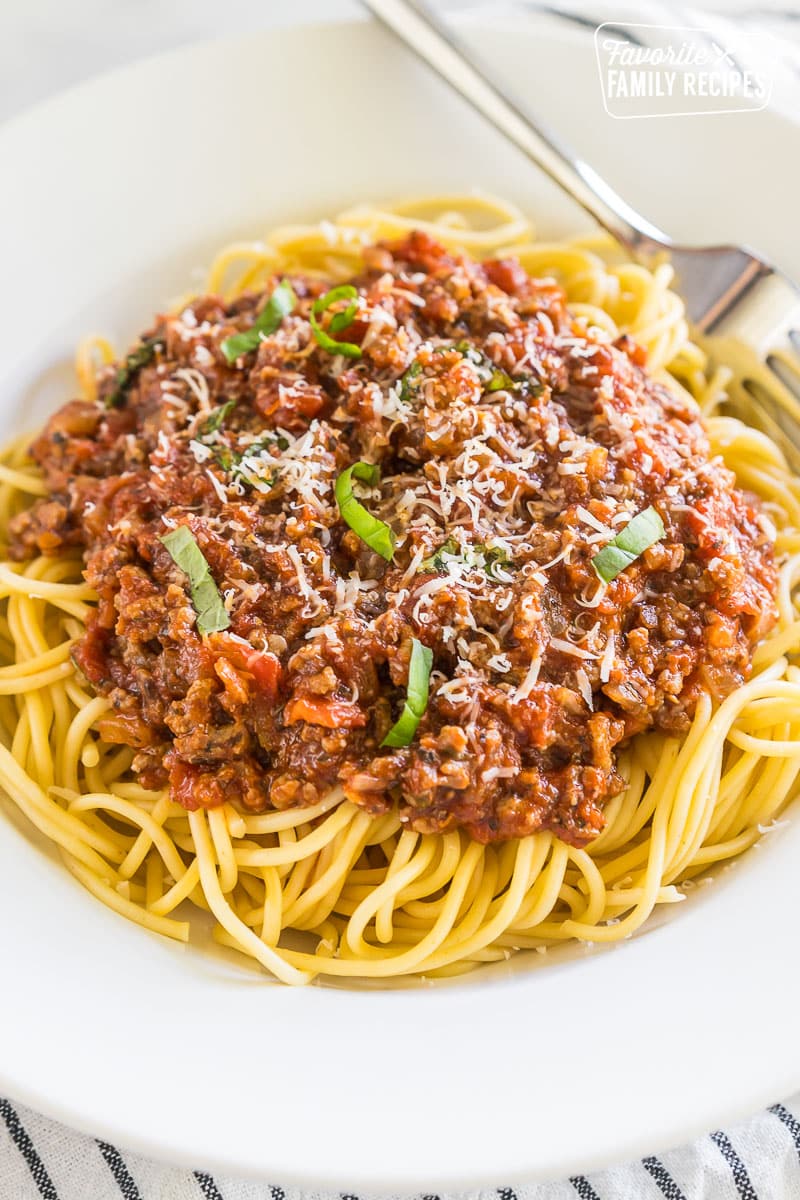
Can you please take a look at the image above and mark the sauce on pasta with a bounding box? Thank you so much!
[10,230,776,846]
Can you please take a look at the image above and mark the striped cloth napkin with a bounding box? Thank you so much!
[2,1094,800,1198]
[3,3,800,1198]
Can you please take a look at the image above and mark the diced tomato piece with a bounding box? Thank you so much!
[73,619,111,684]
[484,257,528,295]
[169,760,202,810]
[206,631,282,704]
[168,760,225,810]
[284,696,367,729]
[243,650,281,699]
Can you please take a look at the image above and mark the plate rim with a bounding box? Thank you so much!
[0,15,799,1189]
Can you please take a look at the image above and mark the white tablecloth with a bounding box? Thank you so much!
[2,2,800,1197]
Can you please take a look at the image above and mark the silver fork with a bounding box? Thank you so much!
[362,0,800,472]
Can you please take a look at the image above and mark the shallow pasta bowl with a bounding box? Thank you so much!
[1,15,800,1191]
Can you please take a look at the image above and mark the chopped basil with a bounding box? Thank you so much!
[381,637,433,748]
[198,399,236,438]
[486,369,516,393]
[436,340,493,382]
[515,376,546,399]
[436,341,540,396]
[239,432,289,457]
[334,462,395,561]
[399,359,423,404]
[105,336,165,409]
[419,539,510,578]
[480,544,511,579]
[592,506,665,583]
[230,432,289,490]
[310,285,362,358]
[447,340,476,357]
[399,345,539,407]
[329,296,359,333]
[237,465,279,491]
[212,446,235,472]
[221,281,295,363]
[420,537,460,573]
[195,431,289,492]
[159,526,230,634]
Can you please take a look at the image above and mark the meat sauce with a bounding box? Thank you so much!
[10,232,777,844]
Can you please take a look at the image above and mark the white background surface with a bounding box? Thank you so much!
[0,0,361,119]
[2,0,798,122]
[2,3,800,1197]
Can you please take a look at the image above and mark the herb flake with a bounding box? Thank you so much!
[106,337,165,409]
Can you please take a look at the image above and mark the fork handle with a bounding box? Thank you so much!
[362,0,671,257]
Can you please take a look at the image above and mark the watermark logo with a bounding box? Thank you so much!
[595,24,773,118]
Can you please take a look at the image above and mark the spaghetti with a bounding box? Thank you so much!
[0,193,798,985]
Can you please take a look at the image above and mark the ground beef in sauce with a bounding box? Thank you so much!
[9,231,777,845]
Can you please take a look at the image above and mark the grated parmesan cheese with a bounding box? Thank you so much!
[599,634,616,684]
[575,667,594,710]
[514,653,542,700]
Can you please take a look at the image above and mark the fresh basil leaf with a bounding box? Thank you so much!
[221,281,295,363]
[160,526,230,634]
[310,285,362,359]
[381,638,433,748]
[334,462,395,561]
[592,506,665,583]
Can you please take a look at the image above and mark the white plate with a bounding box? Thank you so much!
[1,16,799,1191]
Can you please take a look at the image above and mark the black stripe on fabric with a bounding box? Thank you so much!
[96,1141,142,1200]
[269,1189,285,1200]
[769,1103,800,1164]
[570,1178,601,1200]
[497,1191,518,1200]
[194,1171,224,1200]
[0,1098,59,1200]
[642,1156,688,1200]
[710,1130,759,1200]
